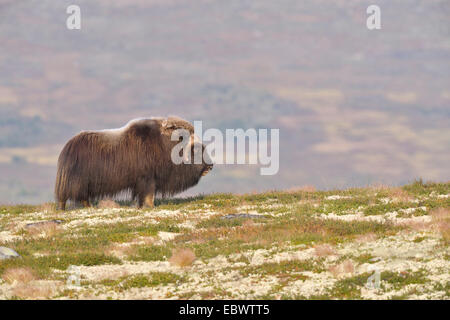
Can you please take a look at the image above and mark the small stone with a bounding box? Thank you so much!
[0,246,20,260]
[369,257,382,262]
[221,213,266,220]
[25,220,64,228]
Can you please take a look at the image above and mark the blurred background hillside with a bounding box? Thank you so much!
[0,0,449,204]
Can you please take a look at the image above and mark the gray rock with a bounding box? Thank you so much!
[369,257,382,262]
[0,246,20,260]
[221,213,266,220]
[25,219,64,228]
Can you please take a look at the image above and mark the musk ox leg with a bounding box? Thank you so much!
[58,201,66,211]
[81,200,91,208]
[144,190,155,208]
[137,179,155,209]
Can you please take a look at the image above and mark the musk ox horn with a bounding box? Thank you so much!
[55,117,212,211]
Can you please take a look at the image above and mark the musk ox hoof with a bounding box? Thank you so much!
[141,201,155,209]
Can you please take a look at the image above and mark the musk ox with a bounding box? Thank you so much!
[55,117,213,210]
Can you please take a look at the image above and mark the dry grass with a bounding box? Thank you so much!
[183,222,261,245]
[314,244,336,257]
[180,215,388,251]
[169,248,196,267]
[98,199,120,209]
[2,267,36,284]
[402,220,431,232]
[287,185,316,193]
[368,183,391,190]
[137,236,155,245]
[242,219,256,228]
[24,221,62,239]
[329,260,355,278]
[0,181,447,300]
[367,183,392,195]
[368,184,413,202]
[431,208,450,243]
[106,236,155,258]
[401,207,449,241]
[5,221,18,232]
[389,187,414,203]
[12,281,59,299]
[106,244,136,259]
[38,202,57,213]
[355,232,377,243]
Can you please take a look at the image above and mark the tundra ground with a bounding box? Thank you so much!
[0,180,448,300]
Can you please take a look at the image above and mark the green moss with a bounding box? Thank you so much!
[122,272,185,289]
[1,181,448,299]
[327,273,371,299]
[432,281,450,297]
[380,270,428,290]
[413,236,427,243]
[321,197,371,214]
[127,245,172,262]
[0,205,40,215]
[337,253,375,264]
[402,180,449,196]
[196,215,268,229]
[174,212,399,260]
[241,259,322,278]
[364,202,413,216]
[98,272,187,291]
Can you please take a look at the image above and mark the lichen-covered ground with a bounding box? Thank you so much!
[0,180,448,300]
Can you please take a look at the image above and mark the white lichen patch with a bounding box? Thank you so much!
[0,231,21,243]
[157,231,179,242]
[0,183,448,300]
[319,210,433,227]
[325,195,352,200]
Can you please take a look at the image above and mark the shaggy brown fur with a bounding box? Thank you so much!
[55,117,212,210]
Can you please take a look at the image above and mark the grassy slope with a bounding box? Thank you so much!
[0,180,449,300]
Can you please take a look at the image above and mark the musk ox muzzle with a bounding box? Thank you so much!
[55,117,213,210]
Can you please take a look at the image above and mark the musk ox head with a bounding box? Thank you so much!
[55,116,213,210]
[157,116,213,194]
